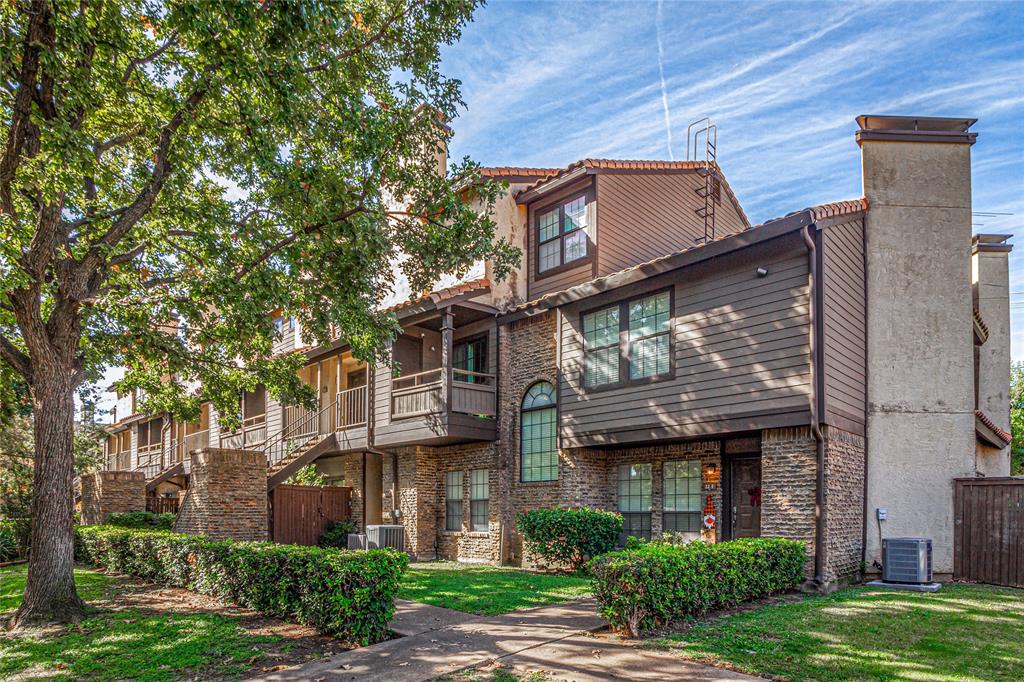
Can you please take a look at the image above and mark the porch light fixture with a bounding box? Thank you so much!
[756,267,769,277]
[704,463,721,486]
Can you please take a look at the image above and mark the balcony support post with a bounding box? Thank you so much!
[441,308,454,416]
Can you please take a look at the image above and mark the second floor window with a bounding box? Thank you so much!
[583,290,672,388]
[537,193,588,273]
[454,336,488,383]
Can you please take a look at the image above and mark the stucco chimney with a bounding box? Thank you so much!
[972,233,1013,476]
[857,115,978,576]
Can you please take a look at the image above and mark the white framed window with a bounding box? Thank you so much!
[445,471,464,531]
[470,469,489,532]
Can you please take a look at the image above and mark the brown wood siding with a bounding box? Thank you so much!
[820,217,867,434]
[954,478,1024,588]
[527,177,596,301]
[595,172,748,277]
[558,235,811,447]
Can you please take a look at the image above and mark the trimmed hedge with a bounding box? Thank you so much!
[590,538,806,636]
[517,507,623,572]
[75,526,408,644]
[106,511,176,530]
[0,518,31,561]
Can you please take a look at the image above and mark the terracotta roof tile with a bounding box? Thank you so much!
[477,167,560,179]
[973,306,990,344]
[975,409,1011,446]
[513,158,750,228]
[382,277,490,315]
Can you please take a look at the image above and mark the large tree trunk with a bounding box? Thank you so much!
[10,371,84,628]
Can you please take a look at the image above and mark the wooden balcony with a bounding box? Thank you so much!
[136,442,163,479]
[221,414,267,450]
[378,366,496,447]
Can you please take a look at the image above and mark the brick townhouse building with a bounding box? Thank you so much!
[99,115,1012,589]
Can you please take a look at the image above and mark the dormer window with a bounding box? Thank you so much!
[537,193,589,273]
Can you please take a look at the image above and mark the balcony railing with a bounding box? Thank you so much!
[136,442,163,478]
[337,385,368,430]
[221,414,267,450]
[180,429,210,461]
[391,368,496,419]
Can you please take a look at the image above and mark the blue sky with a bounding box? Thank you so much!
[440,0,1024,356]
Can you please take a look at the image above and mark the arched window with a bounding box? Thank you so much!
[521,382,557,482]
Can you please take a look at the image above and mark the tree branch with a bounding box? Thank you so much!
[0,333,31,379]
[303,0,427,73]
[122,30,179,83]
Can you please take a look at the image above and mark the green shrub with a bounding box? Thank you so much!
[516,507,623,572]
[75,525,408,644]
[318,520,357,549]
[590,538,806,637]
[105,511,176,530]
[0,518,31,561]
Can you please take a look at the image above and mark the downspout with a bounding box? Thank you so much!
[860,219,871,575]
[801,224,827,590]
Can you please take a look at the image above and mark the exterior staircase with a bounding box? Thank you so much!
[146,461,185,492]
[263,398,339,491]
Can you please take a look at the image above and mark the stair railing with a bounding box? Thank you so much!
[262,398,337,466]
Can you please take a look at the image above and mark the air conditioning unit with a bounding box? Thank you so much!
[883,537,933,583]
[347,533,366,550]
[366,524,406,552]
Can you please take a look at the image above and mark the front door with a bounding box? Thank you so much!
[731,457,762,538]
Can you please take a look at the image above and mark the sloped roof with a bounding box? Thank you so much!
[975,409,1012,447]
[383,277,491,315]
[513,158,751,228]
[477,167,560,180]
[500,198,867,318]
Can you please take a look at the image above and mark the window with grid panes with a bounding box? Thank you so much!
[628,292,671,379]
[617,463,652,543]
[582,290,671,388]
[663,460,702,539]
[582,305,619,386]
[445,471,463,531]
[537,193,588,273]
[520,382,557,482]
[470,469,489,531]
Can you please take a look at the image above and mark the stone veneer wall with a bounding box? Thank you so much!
[382,446,439,559]
[761,427,818,577]
[432,443,501,563]
[173,448,267,541]
[315,453,364,530]
[80,471,146,525]
[822,426,866,586]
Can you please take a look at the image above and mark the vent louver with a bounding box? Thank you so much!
[882,537,933,583]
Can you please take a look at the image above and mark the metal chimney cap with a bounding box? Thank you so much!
[855,115,977,145]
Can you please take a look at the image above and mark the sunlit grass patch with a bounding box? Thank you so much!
[649,583,1024,681]
[399,561,591,615]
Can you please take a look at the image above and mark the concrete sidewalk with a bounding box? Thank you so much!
[251,598,758,681]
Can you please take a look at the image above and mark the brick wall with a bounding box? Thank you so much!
[823,426,866,586]
[384,446,440,559]
[174,448,267,541]
[761,427,818,577]
[80,471,146,525]
[432,443,501,563]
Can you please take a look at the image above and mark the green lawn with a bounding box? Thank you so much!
[650,583,1024,681]
[0,565,282,681]
[399,562,591,615]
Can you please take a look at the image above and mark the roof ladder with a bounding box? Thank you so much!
[686,117,719,244]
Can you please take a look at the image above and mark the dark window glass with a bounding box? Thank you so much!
[454,337,488,383]
[470,469,489,532]
[445,471,463,532]
[537,194,588,273]
[521,382,557,482]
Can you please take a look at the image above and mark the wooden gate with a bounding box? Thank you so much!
[954,477,1024,588]
[270,484,352,546]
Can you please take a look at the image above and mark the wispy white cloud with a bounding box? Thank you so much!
[655,0,674,160]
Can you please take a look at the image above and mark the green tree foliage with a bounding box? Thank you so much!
[286,463,326,486]
[0,0,512,625]
[1010,362,1024,475]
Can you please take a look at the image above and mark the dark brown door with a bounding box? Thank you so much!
[392,336,422,376]
[732,458,762,538]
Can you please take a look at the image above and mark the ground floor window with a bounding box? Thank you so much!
[470,469,489,532]
[445,471,464,531]
[617,463,652,543]
[663,459,702,540]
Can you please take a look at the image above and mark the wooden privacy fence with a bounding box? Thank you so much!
[954,477,1023,588]
[146,495,180,515]
[270,484,351,546]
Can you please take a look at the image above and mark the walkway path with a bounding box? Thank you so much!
[252,598,759,681]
